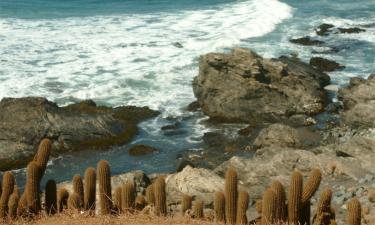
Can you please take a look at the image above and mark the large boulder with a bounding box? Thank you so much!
[192,48,330,125]
[338,75,375,128]
[0,97,159,170]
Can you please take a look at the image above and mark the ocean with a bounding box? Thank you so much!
[0,0,374,185]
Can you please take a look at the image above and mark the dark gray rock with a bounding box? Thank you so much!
[316,23,335,36]
[290,36,325,46]
[128,144,159,156]
[310,57,345,72]
[0,97,159,170]
[192,48,330,125]
[338,27,366,34]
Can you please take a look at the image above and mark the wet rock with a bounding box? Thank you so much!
[316,23,335,36]
[0,97,159,170]
[338,27,366,34]
[161,122,180,131]
[128,144,159,156]
[172,42,184,48]
[175,158,195,172]
[187,101,200,112]
[309,57,345,72]
[192,48,330,125]
[338,74,375,128]
[290,36,325,46]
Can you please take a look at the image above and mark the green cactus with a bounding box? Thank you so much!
[121,181,135,212]
[57,188,69,212]
[271,180,286,222]
[193,200,204,219]
[34,138,52,179]
[25,162,41,214]
[154,177,167,216]
[145,184,155,205]
[302,168,322,205]
[114,186,122,213]
[236,190,249,225]
[0,171,15,218]
[214,191,225,222]
[135,195,146,211]
[181,194,192,216]
[68,192,81,211]
[288,170,303,225]
[7,189,19,220]
[261,188,277,225]
[97,160,112,215]
[83,167,96,211]
[45,179,57,215]
[347,198,361,225]
[72,174,84,207]
[225,168,238,225]
[313,187,333,225]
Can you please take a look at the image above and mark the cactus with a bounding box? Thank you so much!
[288,170,303,225]
[135,195,147,211]
[271,180,286,222]
[84,167,96,211]
[154,177,167,216]
[0,171,15,218]
[225,168,238,225]
[261,188,277,225]
[68,192,81,211]
[236,190,249,225]
[255,199,262,215]
[302,168,322,205]
[72,174,84,207]
[301,200,311,225]
[145,184,155,205]
[214,192,225,222]
[182,194,192,216]
[17,193,27,217]
[313,187,333,225]
[34,138,52,179]
[121,181,135,212]
[347,198,361,225]
[193,200,204,219]
[114,186,122,213]
[25,162,41,214]
[57,188,69,212]
[45,179,57,215]
[97,160,112,215]
[7,190,19,220]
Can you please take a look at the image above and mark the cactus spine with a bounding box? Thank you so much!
[45,179,57,215]
[288,170,303,225]
[57,188,69,212]
[181,194,192,216]
[34,138,52,179]
[135,195,146,211]
[193,200,204,219]
[0,171,15,218]
[145,184,155,205]
[7,190,19,220]
[261,188,277,225]
[114,186,122,213]
[236,190,249,225]
[302,168,322,205]
[347,198,361,225]
[67,192,81,211]
[97,160,112,215]
[121,181,135,212]
[25,162,41,214]
[313,187,333,225]
[83,167,96,211]
[271,180,286,222]
[154,177,167,216]
[225,168,238,225]
[72,174,84,207]
[214,191,225,222]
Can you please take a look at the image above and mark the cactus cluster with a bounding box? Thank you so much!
[181,194,192,216]
[154,177,167,216]
[97,160,112,215]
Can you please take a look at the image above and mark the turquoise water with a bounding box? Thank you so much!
[0,0,374,186]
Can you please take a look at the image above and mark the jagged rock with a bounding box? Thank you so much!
[338,27,366,34]
[310,57,345,72]
[316,23,335,36]
[290,36,325,46]
[338,75,375,128]
[192,48,330,125]
[0,97,159,170]
[128,144,159,156]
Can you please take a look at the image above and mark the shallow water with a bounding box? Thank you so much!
[0,0,374,186]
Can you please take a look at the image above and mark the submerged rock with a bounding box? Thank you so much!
[128,144,159,156]
[338,74,375,128]
[192,48,330,125]
[316,23,335,36]
[290,36,325,46]
[309,57,345,72]
[338,27,366,34]
[0,97,159,170]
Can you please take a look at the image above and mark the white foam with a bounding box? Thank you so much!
[0,0,292,118]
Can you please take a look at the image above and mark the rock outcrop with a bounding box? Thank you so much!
[192,48,330,125]
[338,75,375,128]
[0,97,159,170]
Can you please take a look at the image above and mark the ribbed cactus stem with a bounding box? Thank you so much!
[154,177,167,216]
[34,138,52,179]
[193,200,204,219]
[17,193,27,217]
[83,167,96,211]
[25,162,41,214]
[225,168,238,225]
[7,190,19,220]
[255,199,262,215]
[97,160,112,215]
[301,200,311,225]
[181,194,192,216]
[72,174,84,207]
[121,181,135,212]
[288,170,303,225]
[271,180,286,222]
[214,192,225,222]
[68,192,81,211]
[302,168,322,205]
[262,188,277,225]
[313,187,333,225]
[135,195,146,211]
[57,188,69,212]
[145,184,155,205]
[0,171,15,218]
[236,190,249,225]
[347,198,361,225]
[45,179,57,215]
[114,186,122,213]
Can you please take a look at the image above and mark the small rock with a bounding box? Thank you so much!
[172,42,184,48]
[290,36,325,46]
[128,144,159,156]
[338,27,366,34]
[316,23,335,36]
[161,123,180,131]
[187,101,200,112]
[324,84,339,92]
[304,117,317,126]
[310,57,345,72]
